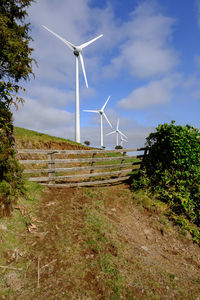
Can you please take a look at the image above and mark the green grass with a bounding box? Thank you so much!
[14,126,84,148]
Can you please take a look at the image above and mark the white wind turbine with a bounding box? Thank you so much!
[106,119,128,146]
[42,25,103,143]
[120,135,128,147]
[83,96,112,148]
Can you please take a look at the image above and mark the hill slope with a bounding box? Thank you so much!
[0,127,199,299]
[0,183,200,299]
[14,127,90,150]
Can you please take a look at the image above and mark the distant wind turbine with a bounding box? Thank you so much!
[120,135,128,147]
[106,119,127,146]
[83,96,112,148]
[42,25,103,143]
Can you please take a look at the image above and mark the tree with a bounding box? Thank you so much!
[0,0,36,216]
[84,140,90,146]
[115,145,123,149]
[0,0,36,105]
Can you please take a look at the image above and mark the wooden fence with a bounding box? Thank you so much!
[17,147,148,187]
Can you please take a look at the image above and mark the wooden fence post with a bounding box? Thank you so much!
[140,148,148,170]
[118,151,127,178]
[47,152,55,184]
[90,152,97,179]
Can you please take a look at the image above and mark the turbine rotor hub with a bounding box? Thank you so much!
[73,50,80,56]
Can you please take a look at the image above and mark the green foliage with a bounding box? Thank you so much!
[0,0,35,82]
[84,140,90,146]
[133,121,200,228]
[0,0,35,215]
[0,0,36,107]
[0,102,25,216]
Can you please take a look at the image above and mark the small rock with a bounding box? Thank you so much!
[111,208,116,212]
[144,229,151,239]
[141,245,149,252]
[0,224,8,231]
[5,272,22,291]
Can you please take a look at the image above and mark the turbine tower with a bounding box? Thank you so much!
[83,96,112,148]
[106,119,127,146]
[42,25,103,143]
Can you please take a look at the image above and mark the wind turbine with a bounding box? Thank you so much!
[106,119,128,146]
[120,135,128,147]
[83,96,112,148]
[42,25,103,143]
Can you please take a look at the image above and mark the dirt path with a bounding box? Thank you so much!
[4,184,200,299]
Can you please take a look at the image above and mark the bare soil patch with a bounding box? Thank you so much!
[1,184,200,299]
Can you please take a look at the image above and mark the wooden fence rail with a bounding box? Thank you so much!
[17,147,148,187]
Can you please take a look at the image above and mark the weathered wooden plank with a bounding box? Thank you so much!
[17,147,147,155]
[23,161,141,174]
[47,152,55,184]
[29,169,133,182]
[19,155,143,165]
[40,176,130,187]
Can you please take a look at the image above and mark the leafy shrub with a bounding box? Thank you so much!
[133,121,200,226]
[0,102,24,216]
[84,140,90,146]
[115,145,123,149]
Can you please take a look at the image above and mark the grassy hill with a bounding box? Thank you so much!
[0,127,199,299]
[14,127,90,150]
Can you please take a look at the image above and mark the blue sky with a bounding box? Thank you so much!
[13,0,200,148]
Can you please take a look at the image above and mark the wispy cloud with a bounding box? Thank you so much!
[118,74,181,109]
[103,1,178,78]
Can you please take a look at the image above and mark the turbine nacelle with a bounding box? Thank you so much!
[74,46,82,56]
[73,49,81,56]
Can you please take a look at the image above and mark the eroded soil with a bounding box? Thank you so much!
[1,184,200,299]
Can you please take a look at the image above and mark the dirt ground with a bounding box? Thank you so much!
[1,183,200,299]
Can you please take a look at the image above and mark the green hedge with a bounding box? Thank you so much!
[133,121,200,226]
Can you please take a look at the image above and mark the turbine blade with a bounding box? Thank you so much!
[106,131,116,136]
[79,53,88,88]
[79,34,103,49]
[103,112,112,128]
[83,110,99,113]
[118,130,128,139]
[101,96,111,111]
[42,25,76,50]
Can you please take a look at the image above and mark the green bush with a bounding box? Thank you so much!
[133,121,200,226]
[0,102,24,216]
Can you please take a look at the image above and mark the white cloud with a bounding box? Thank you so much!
[103,1,178,79]
[25,85,74,108]
[13,98,73,132]
[118,75,180,109]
